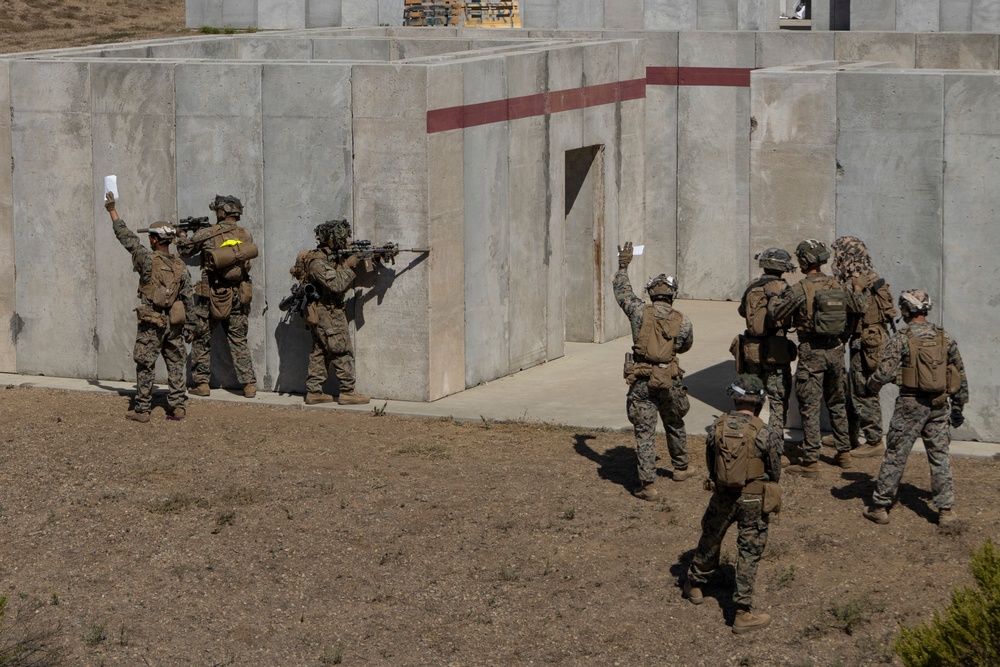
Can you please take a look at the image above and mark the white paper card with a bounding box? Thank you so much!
[633,244,645,256]
[103,175,119,201]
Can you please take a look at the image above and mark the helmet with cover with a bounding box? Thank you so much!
[315,219,352,248]
[756,247,795,273]
[209,195,243,217]
[726,374,766,405]
[795,239,830,267]
[146,223,177,241]
[645,274,678,301]
[898,289,932,316]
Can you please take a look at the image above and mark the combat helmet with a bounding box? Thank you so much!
[146,223,177,240]
[646,274,678,301]
[209,194,243,217]
[726,373,766,404]
[315,219,351,247]
[898,289,932,316]
[755,248,795,273]
[795,239,830,266]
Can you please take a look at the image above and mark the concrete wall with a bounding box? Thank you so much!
[751,64,1000,441]
[812,0,1000,31]
[187,0,404,28]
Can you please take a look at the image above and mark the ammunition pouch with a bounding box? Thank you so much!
[305,301,321,327]
[168,300,186,327]
[764,335,796,365]
[762,481,783,514]
[730,335,745,373]
[237,280,253,307]
[209,286,234,320]
[649,361,680,389]
[741,335,763,367]
[860,324,886,372]
[136,306,168,329]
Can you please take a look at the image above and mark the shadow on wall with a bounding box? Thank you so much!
[271,252,430,395]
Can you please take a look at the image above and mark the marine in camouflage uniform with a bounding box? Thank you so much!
[292,220,373,406]
[175,195,257,398]
[105,193,196,422]
[683,374,781,634]
[768,240,867,475]
[862,290,969,527]
[829,236,897,457]
[614,242,693,501]
[737,248,796,436]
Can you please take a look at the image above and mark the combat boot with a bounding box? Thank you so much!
[633,482,659,501]
[126,411,150,423]
[243,383,257,398]
[189,383,210,397]
[170,407,186,420]
[835,451,853,469]
[682,580,704,605]
[851,440,885,458]
[863,506,889,525]
[938,508,957,526]
[672,468,696,482]
[821,434,836,448]
[784,461,819,478]
[305,392,334,405]
[733,609,772,634]
[337,391,370,405]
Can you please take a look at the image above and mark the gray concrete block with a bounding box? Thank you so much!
[604,0,642,30]
[236,38,314,60]
[0,63,13,373]
[312,37,392,60]
[750,70,837,275]
[521,0,558,28]
[258,0,307,29]
[175,62,266,389]
[342,0,379,26]
[262,63,353,393]
[557,0,604,29]
[739,0,780,30]
[148,39,236,59]
[698,0,738,30]
[836,71,944,303]
[852,0,897,30]
[941,0,974,30]
[187,0,222,28]
[378,0,405,26]
[90,62,177,383]
[942,72,1000,442]
[835,33,915,69]
[10,61,97,378]
[916,33,1000,70]
[307,0,343,27]
[755,31,835,69]
[394,39,473,60]
[352,63,426,119]
[897,0,940,31]
[679,30,756,67]
[644,0,696,29]
[222,0,257,27]
[971,0,1000,32]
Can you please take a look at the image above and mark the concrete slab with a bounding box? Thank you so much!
[755,31,834,68]
[644,1,696,30]
[739,0,780,30]
[898,0,940,31]
[971,0,1000,32]
[307,0,342,27]
[258,0,307,29]
[915,33,1000,70]
[312,37,392,60]
[6,299,998,453]
[223,0,257,27]
[852,0,897,30]
[604,0,642,30]
[236,37,314,60]
[342,0,379,26]
[835,33,916,68]
[0,63,13,374]
[698,0,738,30]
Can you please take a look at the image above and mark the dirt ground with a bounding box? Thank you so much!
[0,386,998,665]
[3,4,1000,666]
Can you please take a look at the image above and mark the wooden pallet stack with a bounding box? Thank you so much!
[403,1,520,28]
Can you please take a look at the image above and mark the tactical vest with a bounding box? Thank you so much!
[138,252,186,310]
[799,275,849,337]
[713,414,767,493]
[900,326,960,397]
[291,248,345,308]
[633,304,682,364]
[203,224,253,284]
[741,275,787,337]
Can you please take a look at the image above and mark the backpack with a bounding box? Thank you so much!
[901,326,958,395]
[713,415,766,489]
[862,276,896,328]
[633,304,682,364]
[741,275,785,337]
[802,277,848,336]
[138,252,186,309]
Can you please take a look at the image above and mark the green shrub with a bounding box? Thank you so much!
[895,539,1000,667]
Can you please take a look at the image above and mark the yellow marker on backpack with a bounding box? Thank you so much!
[220,239,243,247]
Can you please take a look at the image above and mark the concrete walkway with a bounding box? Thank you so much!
[3,300,997,459]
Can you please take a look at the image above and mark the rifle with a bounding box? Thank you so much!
[137,216,212,234]
[332,240,431,267]
[278,283,319,324]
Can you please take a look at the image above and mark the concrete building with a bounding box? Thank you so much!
[3,25,1000,441]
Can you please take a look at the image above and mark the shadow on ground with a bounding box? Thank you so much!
[572,433,636,492]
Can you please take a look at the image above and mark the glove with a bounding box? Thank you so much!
[950,407,965,428]
[617,241,633,268]
[343,254,361,270]
[703,478,715,492]
[104,192,116,212]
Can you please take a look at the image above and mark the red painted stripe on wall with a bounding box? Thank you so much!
[646,66,754,87]
[426,77,647,134]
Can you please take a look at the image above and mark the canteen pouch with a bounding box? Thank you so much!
[209,286,234,320]
[762,482,783,514]
[168,300,186,327]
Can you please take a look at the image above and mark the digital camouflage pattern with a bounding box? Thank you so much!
[614,268,693,483]
[768,272,867,456]
[113,217,195,414]
[688,411,782,609]
[303,248,359,394]
[867,321,969,511]
[177,220,257,388]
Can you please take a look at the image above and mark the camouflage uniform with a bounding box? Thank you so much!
[768,273,866,461]
[176,220,257,388]
[113,218,195,414]
[866,322,969,511]
[688,411,782,609]
[302,249,359,394]
[738,274,793,435]
[614,268,693,484]
[832,237,897,448]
